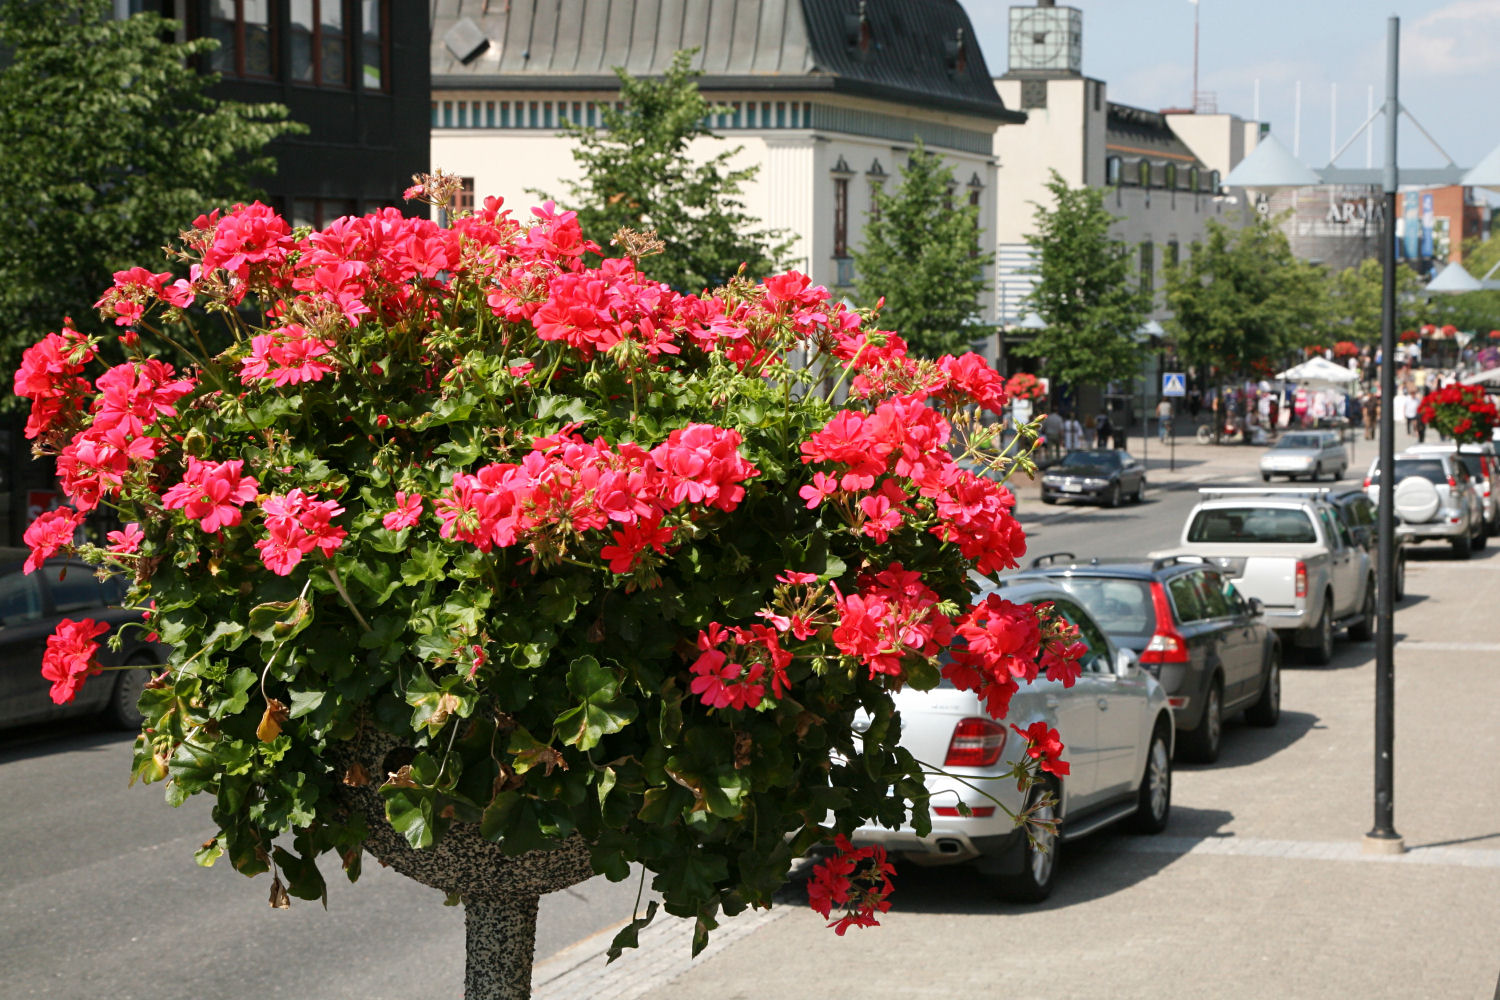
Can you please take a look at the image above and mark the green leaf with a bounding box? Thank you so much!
[400,545,447,585]
[206,667,257,718]
[287,688,326,719]
[194,836,223,867]
[606,900,658,963]
[554,655,638,751]
[248,597,314,645]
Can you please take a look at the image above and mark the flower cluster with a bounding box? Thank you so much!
[1418,383,1499,444]
[1003,371,1046,401]
[807,835,897,935]
[1011,721,1070,778]
[14,184,1064,954]
[40,618,109,705]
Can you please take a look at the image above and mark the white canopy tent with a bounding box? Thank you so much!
[1461,367,1500,387]
[1276,356,1361,386]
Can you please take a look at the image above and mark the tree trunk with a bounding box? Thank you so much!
[465,893,541,1000]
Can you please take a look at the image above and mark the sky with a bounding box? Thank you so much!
[964,0,1500,172]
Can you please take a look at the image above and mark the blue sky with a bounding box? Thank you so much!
[965,0,1500,171]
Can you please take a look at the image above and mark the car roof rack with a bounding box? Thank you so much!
[1197,487,1331,497]
[1028,551,1077,568]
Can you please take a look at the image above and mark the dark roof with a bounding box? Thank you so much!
[1106,101,1204,166]
[430,0,1023,122]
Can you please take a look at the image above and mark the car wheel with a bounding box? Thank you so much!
[1305,599,1335,665]
[1134,479,1147,503]
[1394,552,1406,601]
[1106,483,1121,508]
[1245,647,1281,727]
[105,658,152,730]
[1129,722,1172,834]
[1180,678,1222,763]
[1313,463,1323,481]
[1348,579,1376,641]
[1329,464,1344,482]
[1041,494,1057,505]
[994,782,1060,903]
[1490,511,1500,538]
[1452,527,1473,559]
[1475,517,1489,551]
[1261,472,1272,483]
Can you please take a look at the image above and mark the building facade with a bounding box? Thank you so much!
[428,0,1024,321]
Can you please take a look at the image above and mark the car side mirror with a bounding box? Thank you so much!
[1115,647,1141,678]
[1248,597,1265,617]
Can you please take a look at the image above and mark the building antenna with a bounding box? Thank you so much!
[1330,82,1338,162]
[1293,80,1302,157]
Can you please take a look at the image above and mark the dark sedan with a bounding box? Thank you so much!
[1012,554,1281,763]
[1040,449,1146,507]
[0,558,166,730]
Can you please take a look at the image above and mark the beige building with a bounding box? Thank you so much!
[428,0,1025,324]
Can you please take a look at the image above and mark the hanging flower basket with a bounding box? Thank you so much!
[14,178,1081,997]
[1419,383,1499,444]
[1333,341,1359,358]
[1003,371,1046,401]
[1400,330,1420,343]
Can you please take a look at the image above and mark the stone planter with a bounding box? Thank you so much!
[331,726,597,1000]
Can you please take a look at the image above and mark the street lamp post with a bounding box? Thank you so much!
[1225,15,1500,854]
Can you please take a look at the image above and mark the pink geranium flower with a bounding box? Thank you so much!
[161,458,259,534]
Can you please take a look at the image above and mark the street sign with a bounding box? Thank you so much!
[1162,372,1187,397]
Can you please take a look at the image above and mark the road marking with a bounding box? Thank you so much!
[1118,835,1500,868]
[532,901,790,1000]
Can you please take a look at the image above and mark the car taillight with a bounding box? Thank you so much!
[943,718,1007,767]
[1363,476,1371,489]
[1448,476,1458,491]
[932,805,997,817]
[1295,560,1308,599]
[1140,582,1190,664]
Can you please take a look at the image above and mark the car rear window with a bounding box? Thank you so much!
[1187,507,1318,544]
[1368,459,1447,486]
[1051,578,1156,637]
[1456,454,1486,480]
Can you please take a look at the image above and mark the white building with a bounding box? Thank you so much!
[991,0,1263,328]
[428,0,1026,322]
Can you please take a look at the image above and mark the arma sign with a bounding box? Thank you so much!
[1324,194,1381,226]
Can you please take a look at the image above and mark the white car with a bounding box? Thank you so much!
[1402,441,1500,535]
[850,579,1174,902]
[1363,453,1487,557]
[1259,430,1349,482]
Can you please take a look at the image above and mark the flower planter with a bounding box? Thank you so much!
[331,725,596,1000]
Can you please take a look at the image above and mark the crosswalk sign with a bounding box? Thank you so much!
[1162,372,1187,397]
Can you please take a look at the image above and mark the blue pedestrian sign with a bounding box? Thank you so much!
[1161,372,1187,397]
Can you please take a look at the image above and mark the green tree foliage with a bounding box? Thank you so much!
[1436,237,1500,334]
[1164,214,1325,378]
[541,50,789,292]
[0,0,302,373]
[1324,257,1430,343]
[1012,170,1151,389]
[853,142,992,359]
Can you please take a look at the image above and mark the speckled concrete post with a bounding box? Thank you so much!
[331,726,597,999]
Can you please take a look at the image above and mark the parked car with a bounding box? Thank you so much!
[0,558,165,730]
[1012,554,1280,763]
[1362,453,1487,558]
[1326,487,1406,601]
[1402,441,1500,536]
[1040,449,1147,507]
[850,579,1173,902]
[1155,488,1375,665]
[1259,430,1349,483]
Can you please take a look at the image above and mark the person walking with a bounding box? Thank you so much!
[1064,412,1084,451]
[1042,410,1064,462]
[1404,392,1421,439]
[1094,408,1111,448]
[1155,398,1173,442]
[1364,393,1379,441]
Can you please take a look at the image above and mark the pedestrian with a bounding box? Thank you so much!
[1042,410,1064,462]
[1155,397,1173,442]
[1404,392,1420,438]
[1365,393,1379,440]
[1094,409,1111,448]
[1064,412,1084,451]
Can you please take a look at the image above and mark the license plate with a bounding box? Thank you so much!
[1062,483,1083,493]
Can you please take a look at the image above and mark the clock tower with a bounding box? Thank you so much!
[1007,0,1083,76]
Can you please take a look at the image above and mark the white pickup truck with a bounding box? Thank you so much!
[1153,489,1375,665]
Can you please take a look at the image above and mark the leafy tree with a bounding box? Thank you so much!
[0,0,302,374]
[1164,213,1325,379]
[853,142,992,358]
[1325,257,1430,343]
[540,50,789,292]
[1012,170,1151,389]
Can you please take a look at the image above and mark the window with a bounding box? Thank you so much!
[1167,574,1206,623]
[868,180,883,221]
[1139,241,1154,296]
[1166,240,1180,269]
[1050,599,1112,676]
[1138,160,1151,187]
[455,177,475,214]
[291,198,357,229]
[291,0,350,88]
[1165,164,1177,190]
[0,571,43,627]
[968,186,982,258]
[360,0,386,90]
[833,177,849,258]
[1054,578,1156,636]
[43,564,104,614]
[1106,156,1122,185]
[1192,571,1234,619]
[208,0,275,79]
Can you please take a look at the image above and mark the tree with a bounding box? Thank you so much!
[1325,257,1430,344]
[1164,213,1325,379]
[854,142,992,358]
[0,0,302,374]
[1012,170,1151,390]
[540,50,789,292]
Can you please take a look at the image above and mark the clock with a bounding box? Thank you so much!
[1008,5,1083,74]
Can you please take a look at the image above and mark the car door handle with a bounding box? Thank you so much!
[1097,697,1109,711]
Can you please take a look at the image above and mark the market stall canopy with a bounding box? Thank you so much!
[1461,367,1500,387]
[1276,356,1360,384]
